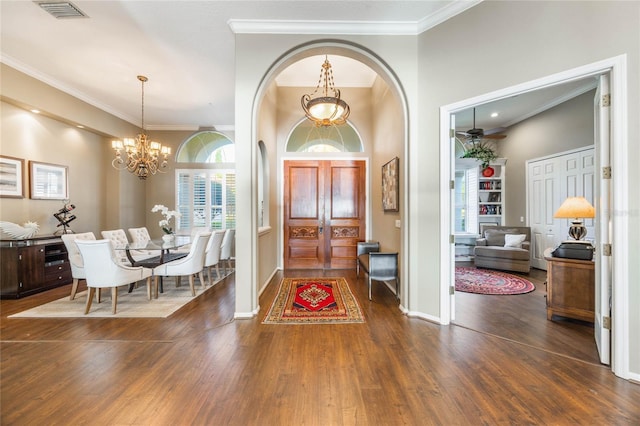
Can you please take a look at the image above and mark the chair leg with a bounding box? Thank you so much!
[368,276,372,301]
[97,288,102,303]
[70,278,79,300]
[146,277,152,300]
[154,276,159,299]
[85,288,95,314]
[188,275,196,297]
[111,287,118,314]
[198,271,206,290]
[215,264,221,280]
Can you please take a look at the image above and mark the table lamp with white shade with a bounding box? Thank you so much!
[553,196,595,241]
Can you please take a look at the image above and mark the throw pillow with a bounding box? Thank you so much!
[504,234,527,248]
[484,228,518,246]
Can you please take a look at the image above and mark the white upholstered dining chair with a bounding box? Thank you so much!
[204,230,226,286]
[76,239,153,314]
[61,232,96,300]
[153,231,211,297]
[101,229,153,264]
[127,227,154,257]
[175,226,210,253]
[219,229,235,274]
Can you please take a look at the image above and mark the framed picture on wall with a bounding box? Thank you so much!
[0,155,25,198]
[382,157,399,212]
[29,161,69,200]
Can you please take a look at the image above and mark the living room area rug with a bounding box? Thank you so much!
[455,267,535,295]
[262,277,365,324]
[8,276,223,318]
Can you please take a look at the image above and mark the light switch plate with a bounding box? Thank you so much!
[395,219,401,228]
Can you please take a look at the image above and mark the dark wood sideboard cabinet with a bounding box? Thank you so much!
[544,248,595,323]
[1,236,72,298]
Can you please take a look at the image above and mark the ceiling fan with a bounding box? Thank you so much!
[456,108,507,141]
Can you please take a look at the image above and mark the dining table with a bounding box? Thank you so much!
[114,235,191,293]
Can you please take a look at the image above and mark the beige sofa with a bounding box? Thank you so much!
[474,226,531,273]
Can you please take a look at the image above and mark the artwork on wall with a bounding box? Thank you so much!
[29,161,69,200]
[0,155,25,198]
[382,157,399,212]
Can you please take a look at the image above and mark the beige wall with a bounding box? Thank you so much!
[257,83,279,292]
[370,76,403,254]
[501,91,595,226]
[0,101,106,236]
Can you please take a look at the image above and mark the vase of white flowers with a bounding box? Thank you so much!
[151,204,181,242]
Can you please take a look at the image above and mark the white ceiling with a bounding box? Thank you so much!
[1,0,595,134]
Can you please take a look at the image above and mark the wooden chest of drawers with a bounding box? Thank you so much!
[1,237,72,298]
[544,249,595,322]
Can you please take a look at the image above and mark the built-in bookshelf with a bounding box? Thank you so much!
[478,160,506,229]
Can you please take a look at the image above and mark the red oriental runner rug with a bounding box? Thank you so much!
[455,267,535,295]
[262,277,365,324]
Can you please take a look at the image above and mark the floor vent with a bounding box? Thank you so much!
[36,1,88,19]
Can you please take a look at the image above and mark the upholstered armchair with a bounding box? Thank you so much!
[474,226,531,273]
[356,241,399,301]
[356,241,380,276]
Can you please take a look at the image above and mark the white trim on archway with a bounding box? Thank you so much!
[249,40,411,311]
[439,55,629,379]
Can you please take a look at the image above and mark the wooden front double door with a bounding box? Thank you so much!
[284,160,366,269]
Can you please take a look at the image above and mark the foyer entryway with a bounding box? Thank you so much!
[283,160,366,269]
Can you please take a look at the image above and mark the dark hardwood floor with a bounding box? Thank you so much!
[453,261,601,365]
[1,268,639,425]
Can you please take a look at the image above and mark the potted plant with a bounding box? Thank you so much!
[151,204,181,242]
[461,141,497,170]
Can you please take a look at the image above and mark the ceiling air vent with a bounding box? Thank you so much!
[36,1,88,19]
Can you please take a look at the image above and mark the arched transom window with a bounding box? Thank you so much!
[286,120,363,152]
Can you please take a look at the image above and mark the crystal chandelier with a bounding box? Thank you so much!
[301,56,350,127]
[111,75,171,180]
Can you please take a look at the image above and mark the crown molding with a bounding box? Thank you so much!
[417,0,483,33]
[228,19,418,35]
[1,54,138,127]
[147,124,235,132]
[229,1,483,35]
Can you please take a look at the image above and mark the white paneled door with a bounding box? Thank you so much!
[594,74,611,366]
[528,158,559,270]
[527,147,595,271]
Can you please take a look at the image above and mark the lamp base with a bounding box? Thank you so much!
[567,220,587,240]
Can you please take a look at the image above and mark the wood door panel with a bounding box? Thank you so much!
[289,166,319,218]
[284,161,324,269]
[285,160,366,269]
[329,166,359,218]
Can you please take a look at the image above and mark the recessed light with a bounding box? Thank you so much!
[31,109,40,114]
[491,112,499,118]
